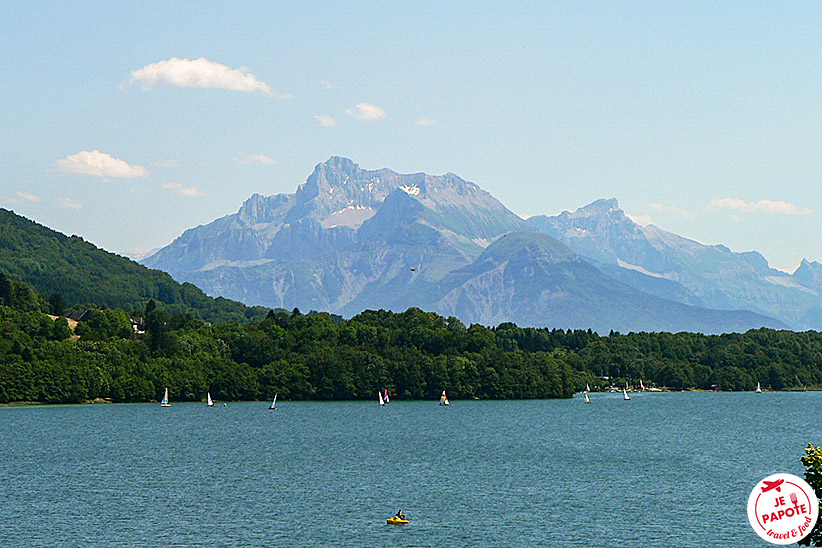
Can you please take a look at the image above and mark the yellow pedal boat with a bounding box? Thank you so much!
[387,517,410,525]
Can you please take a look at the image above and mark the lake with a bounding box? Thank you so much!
[1,391,816,547]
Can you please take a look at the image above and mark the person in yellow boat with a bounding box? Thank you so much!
[395,510,406,520]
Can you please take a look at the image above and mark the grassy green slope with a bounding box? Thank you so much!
[0,209,267,322]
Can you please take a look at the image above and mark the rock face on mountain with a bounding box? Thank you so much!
[144,157,529,317]
[527,199,821,329]
[426,232,780,333]
[143,158,787,333]
[146,157,526,271]
[793,259,822,290]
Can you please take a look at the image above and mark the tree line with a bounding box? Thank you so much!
[1,274,821,405]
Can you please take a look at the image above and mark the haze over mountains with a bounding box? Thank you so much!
[141,157,821,333]
[527,199,822,330]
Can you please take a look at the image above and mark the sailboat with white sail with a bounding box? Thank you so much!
[623,387,631,401]
[269,393,277,410]
[160,387,171,407]
[379,390,385,406]
[207,392,214,407]
[756,382,762,394]
[584,391,591,404]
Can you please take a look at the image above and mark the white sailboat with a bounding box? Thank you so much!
[379,390,385,406]
[756,382,762,394]
[160,387,171,407]
[269,393,277,410]
[439,390,449,406]
[586,383,591,392]
[623,387,631,401]
[584,391,591,404]
[207,392,214,407]
[640,379,646,391]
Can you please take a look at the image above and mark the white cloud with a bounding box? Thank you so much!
[649,202,695,219]
[59,197,83,209]
[320,80,338,89]
[626,213,652,226]
[19,191,41,202]
[710,197,811,215]
[162,182,207,197]
[345,103,386,121]
[415,118,436,126]
[314,114,337,126]
[126,57,292,98]
[58,150,149,178]
[5,190,42,204]
[238,153,278,165]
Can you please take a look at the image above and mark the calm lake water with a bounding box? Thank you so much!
[0,392,816,547]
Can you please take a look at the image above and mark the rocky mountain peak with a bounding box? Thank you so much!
[793,258,822,287]
[577,198,620,215]
[566,198,634,226]
[286,157,400,227]
[297,156,362,202]
[237,193,292,225]
[238,193,266,221]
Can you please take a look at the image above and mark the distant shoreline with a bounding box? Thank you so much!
[1,389,817,408]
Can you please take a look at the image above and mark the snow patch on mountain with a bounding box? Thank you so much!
[322,205,376,229]
[399,184,420,196]
[764,275,817,294]
[617,259,667,279]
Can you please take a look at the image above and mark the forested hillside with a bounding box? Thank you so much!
[0,208,268,323]
[0,275,820,405]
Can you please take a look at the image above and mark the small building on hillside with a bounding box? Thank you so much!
[132,316,146,335]
[65,310,93,323]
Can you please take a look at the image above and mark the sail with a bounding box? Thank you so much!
[640,379,645,391]
[623,388,631,401]
[584,391,591,404]
[586,383,591,392]
[207,392,213,406]
[269,393,277,409]
[756,382,762,393]
[384,390,390,404]
[160,387,170,407]
[379,390,385,406]
[439,390,449,406]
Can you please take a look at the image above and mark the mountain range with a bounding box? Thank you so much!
[527,198,822,330]
[140,157,812,333]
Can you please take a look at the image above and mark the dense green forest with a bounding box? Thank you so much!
[0,208,268,323]
[1,273,822,405]
[801,444,822,546]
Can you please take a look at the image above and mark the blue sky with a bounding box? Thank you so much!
[1,2,820,271]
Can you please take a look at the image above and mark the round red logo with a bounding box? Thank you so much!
[748,473,819,545]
